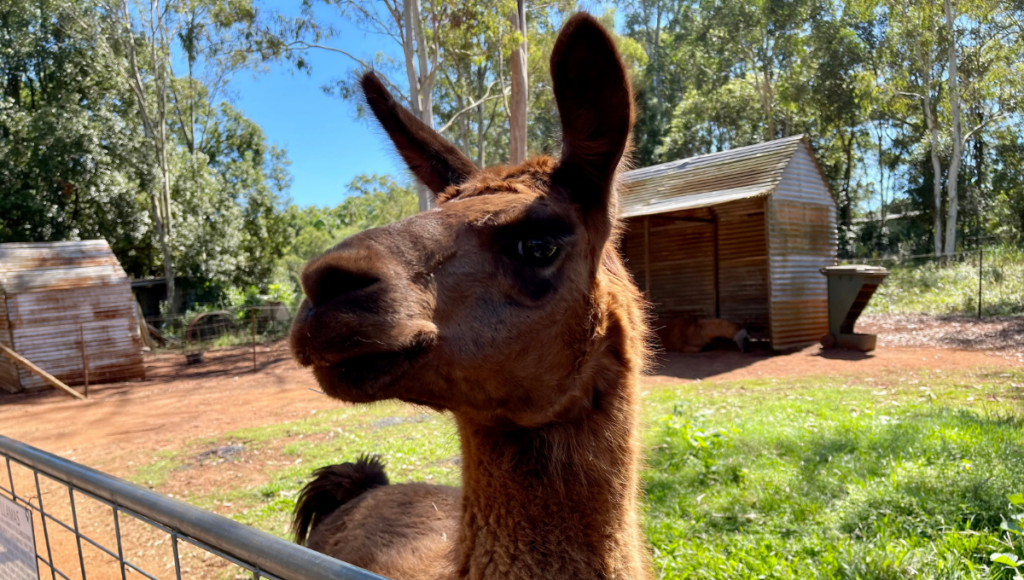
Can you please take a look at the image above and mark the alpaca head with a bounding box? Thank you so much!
[290,14,637,427]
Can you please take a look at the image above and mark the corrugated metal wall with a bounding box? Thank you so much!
[622,198,770,330]
[767,143,838,350]
[623,209,716,318]
[619,136,836,351]
[716,198,770,334]
[0,241,145,393]
[0,292,18,389]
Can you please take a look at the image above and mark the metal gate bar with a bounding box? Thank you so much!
[0,434,387,580]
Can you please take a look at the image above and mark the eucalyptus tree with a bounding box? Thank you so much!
[939,0,1017,255]
[273,0,516,211]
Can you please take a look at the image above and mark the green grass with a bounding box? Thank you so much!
[131,368,1024,579]
[643,371,1024,579]
[866,248,1024,316]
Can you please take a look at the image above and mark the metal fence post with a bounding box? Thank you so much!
[977,243,983,319]
[251,307,257,372]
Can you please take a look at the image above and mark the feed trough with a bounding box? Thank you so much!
[820,265,889,351]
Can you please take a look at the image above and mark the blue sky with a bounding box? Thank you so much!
[229,3,404,208]
[228,1,616,208]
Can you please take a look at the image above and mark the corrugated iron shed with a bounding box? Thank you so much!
[620,135,803,217]
[619,135,838,351]
[0,240,145,393]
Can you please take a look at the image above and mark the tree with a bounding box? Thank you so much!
[939,0,1014,256]
[98,0,180,313]
[264,0,518,207]
[2,0,294,302]
[508,0,527,164]
[0,0,156,269]
[275,0,514,211]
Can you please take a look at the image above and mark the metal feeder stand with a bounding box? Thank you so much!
[820,265,890,352]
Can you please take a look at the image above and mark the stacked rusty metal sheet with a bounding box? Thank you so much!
[0,240,145,393]
[619,135,838,351]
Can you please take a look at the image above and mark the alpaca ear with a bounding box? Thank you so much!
[360,72,477,195]
[550,14,633,221]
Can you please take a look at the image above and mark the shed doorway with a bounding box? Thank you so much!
[622,197,771,346]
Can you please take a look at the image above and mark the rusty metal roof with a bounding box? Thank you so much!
[0,240,128,294]
[618,135,806,218]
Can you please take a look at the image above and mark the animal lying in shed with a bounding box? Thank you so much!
[654,316,751,353]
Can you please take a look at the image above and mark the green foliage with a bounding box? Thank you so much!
[643,372,1024,579]
[0,0,292,298]
[990,494,1024,580]
[866,247,1024,316]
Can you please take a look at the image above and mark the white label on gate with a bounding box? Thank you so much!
[0,494,40,580]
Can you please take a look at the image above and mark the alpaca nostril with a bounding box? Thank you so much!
[307,265,381,307]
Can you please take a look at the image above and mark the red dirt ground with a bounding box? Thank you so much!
[2,332,1020,468]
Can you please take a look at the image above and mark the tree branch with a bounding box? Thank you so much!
[963,111,1009,143]
[436,85,506,134]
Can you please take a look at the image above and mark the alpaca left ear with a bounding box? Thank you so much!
[361,72,478,195]
[549,14,633,232]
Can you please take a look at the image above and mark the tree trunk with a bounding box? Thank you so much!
[149,192,176,319]
[477,68,487,166]
[118,0,178,315]
[508,0,527,165]
[943,0,962,257]
[402,0,434,212]
[841,133,853,231]
[918,40,944,257]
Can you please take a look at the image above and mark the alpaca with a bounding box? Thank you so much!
[655,316,751,353]
[288,13,652,580]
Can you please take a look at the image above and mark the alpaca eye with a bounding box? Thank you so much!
[517,238,559,267]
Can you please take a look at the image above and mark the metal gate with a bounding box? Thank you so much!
[0,434,386,580]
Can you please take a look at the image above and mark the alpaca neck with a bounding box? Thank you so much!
[452,371,649,580]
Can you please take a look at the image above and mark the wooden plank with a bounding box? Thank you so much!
[0,342,85,400]
[643,217,651,295]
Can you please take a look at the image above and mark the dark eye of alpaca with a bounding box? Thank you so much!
[517,237,560,267]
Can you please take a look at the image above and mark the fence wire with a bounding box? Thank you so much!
[842,244,1024,318]
[140,303,295,372]
[0,434,385,580]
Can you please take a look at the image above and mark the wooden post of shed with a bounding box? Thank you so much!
[79,325,89,398]
[643,216,651,295]
[712,215,721,318]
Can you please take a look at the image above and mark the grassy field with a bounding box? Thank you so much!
[866,247,1024,317]
[129,368,1024,579]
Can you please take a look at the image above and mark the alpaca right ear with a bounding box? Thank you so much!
[360,73,478,195]
[549,14,633,223]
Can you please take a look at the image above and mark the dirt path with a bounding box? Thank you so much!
[859,314,1024,356]
[2,340,1019,470]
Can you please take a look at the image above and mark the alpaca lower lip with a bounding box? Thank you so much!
[311,346,426,401]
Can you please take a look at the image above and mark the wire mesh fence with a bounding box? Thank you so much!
[0,434,385,580]
[842,244,1024,318]
[141,304,295,372]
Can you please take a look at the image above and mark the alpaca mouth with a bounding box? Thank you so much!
[310,342,429,402]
